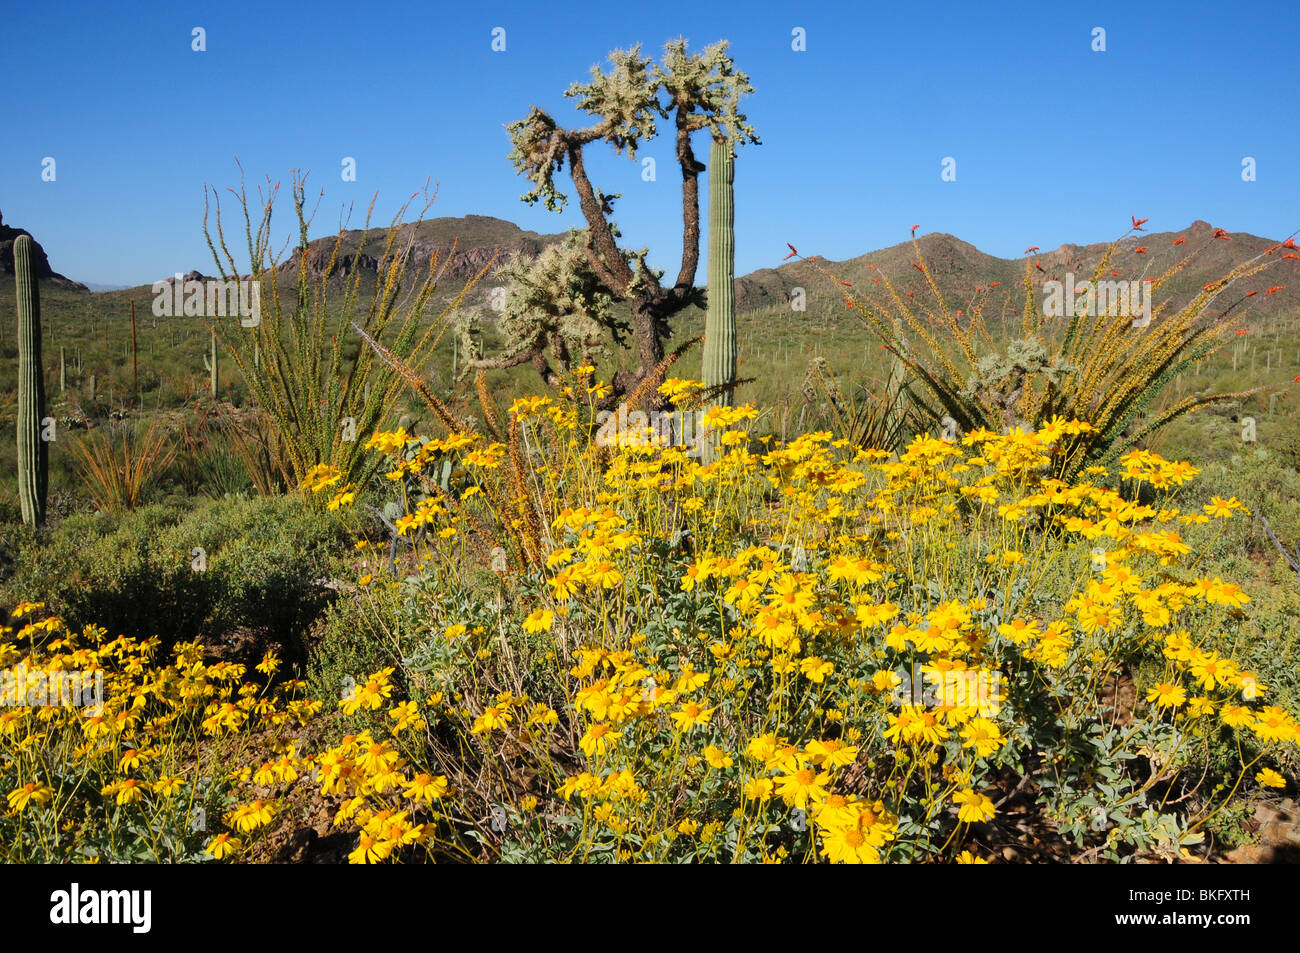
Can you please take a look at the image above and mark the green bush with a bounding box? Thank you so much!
[0,495,352,665]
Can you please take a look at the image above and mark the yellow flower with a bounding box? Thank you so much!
[959,718,1006,757]
[804,738,858,769]
[579,723,621,757]
[670,702,714,732]
[703,745,734,769]
[402,773,449,805]
[348,833,394,864]
[153,776,184,797]
[955,850,989,864]
[1250,707,1298,744]
[953,789,995,824]
[774,767,831,809]
[1256,768,1287,789]
[522,609,554,633]
[1220,705,1256,729]
[1146,682,1186,710]
[6,781,54,813]
[225,800,275,832]
[388,701,425,734]
[471,705,512,734]
[205,833,242,859]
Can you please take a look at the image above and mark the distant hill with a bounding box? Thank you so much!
[736,220,1300,321]
[13,213,1300,326]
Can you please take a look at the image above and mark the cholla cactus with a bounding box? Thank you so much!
[962,337,1077,430]
[504,38,759,405]
[463,230,615,388]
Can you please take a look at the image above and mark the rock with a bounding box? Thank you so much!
[0,210,89,290]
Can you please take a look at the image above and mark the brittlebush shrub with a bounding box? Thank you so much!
[4,378,1297,863]
[290,379,1297,863]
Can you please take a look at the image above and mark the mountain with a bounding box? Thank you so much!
[16,212,1300,326]
[735,220,1300,321]
[272,215,570,286]
[0,211,88,290]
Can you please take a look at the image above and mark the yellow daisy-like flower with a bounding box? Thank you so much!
[1146,682,1186,710]
[402,773,449,805]
[953,789,996,824]
[774,767,831,809]
[522,609,554,634]
[703,745,734,769]
[579,722,621,757]
[6,782,54,813]
[205,832,242,859]
[669,702,714,732]
[225,800,275,833]
[959,718,1006,757]
[1220,705,1256,729]
[1255,768,1287,789]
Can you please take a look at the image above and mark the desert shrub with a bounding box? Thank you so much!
[6,385,1297,864]
[66,418,177,512]
[0,610,319,862]
[281,384,1298,863]
[0,496,351,662]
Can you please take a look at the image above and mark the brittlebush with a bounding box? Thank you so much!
[4,377,1297,863]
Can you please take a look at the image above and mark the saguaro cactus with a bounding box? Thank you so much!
[701,135,737,406]
[203,329,218,394]
[15,235,49,527]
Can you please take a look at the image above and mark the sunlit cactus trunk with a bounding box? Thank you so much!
[15,235,49,527]
[702,135,736,406]
[204,330,219,394]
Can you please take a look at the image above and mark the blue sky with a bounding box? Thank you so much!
[3,0,1297,287]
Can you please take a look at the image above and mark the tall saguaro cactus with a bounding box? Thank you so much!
[15,235,49,527]
[203,329,218,395]
[702,135,737,406]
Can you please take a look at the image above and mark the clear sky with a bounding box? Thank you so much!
[3,0,1297,287]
